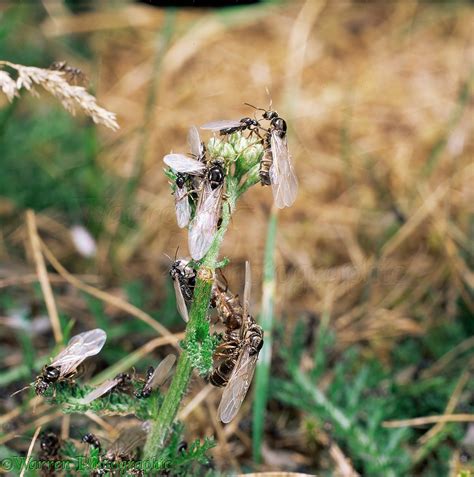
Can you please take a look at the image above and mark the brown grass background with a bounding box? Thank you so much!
[89,0,473,351]
[1,0,473,474]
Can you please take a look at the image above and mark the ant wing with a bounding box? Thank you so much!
[188,183,223,260]
[51,329,106,377]
[175,184,191,229]
[107,425,147,459]
[188,126,204,159]
[269,132,298,208]
[147,354,176,389]
[164,154,207,174]
[173,277,189,322]
[79,376,121,405]
[218,342,259,424]
[200,119,241,131]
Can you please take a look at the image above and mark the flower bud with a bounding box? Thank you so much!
[221,142,236,160]
[207,137,224,157]
[237,142,264,173]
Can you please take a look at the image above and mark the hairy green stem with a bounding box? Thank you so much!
[238,163,260,196]
[144,178,238,459]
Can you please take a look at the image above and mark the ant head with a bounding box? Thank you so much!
[40,432,60,449]
[175,174,186,188]
[244,102,278,122]
[115,372,131,381]
[169,265,179,280]
[170,257,192,279]
[240,117,259,128]
[249,118,260,127]
[263,110,278,120]
[35,378,49,395]
[146,366,155,380]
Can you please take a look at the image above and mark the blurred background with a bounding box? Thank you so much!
[0,0,473,475]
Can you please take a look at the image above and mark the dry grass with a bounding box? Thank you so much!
[0,0,473,474]
[92,0,473,349]
[0,61,119,130]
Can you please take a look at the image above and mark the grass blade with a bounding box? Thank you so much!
[252,208,278,463]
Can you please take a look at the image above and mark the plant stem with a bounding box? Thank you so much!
[238,163,260,196]
[144,178,238,459]
[252,208,278,463]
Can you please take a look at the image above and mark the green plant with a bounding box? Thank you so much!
[271,302,474,477]
[252,209,278,463]
[9,127,268,474]
[0,56,271,473]
[144,131,264,459]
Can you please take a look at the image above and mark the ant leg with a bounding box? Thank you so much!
[176,187,200,202]
[217,268,229,292]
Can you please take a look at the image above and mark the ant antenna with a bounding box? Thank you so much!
[244,103,259,122]
[217,268,229,292]
[244,102,269,133]
[244,102,266,113]
[164,246,180,263]
[11,384,31,397]
[265,87,273,110]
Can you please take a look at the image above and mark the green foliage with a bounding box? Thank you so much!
[42,381,161,421]
[154,423,215,476]
[0,107,119,235]
[0,7,122,241]
[37,424,214,477]
[145,129,262,458]
[0,4,471,476]
[273,311,474,476]
[29,379,216,475]
[0,5,217,474]
[215,257,230,269]
[252,211,278,463]
[182,330,220,377]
